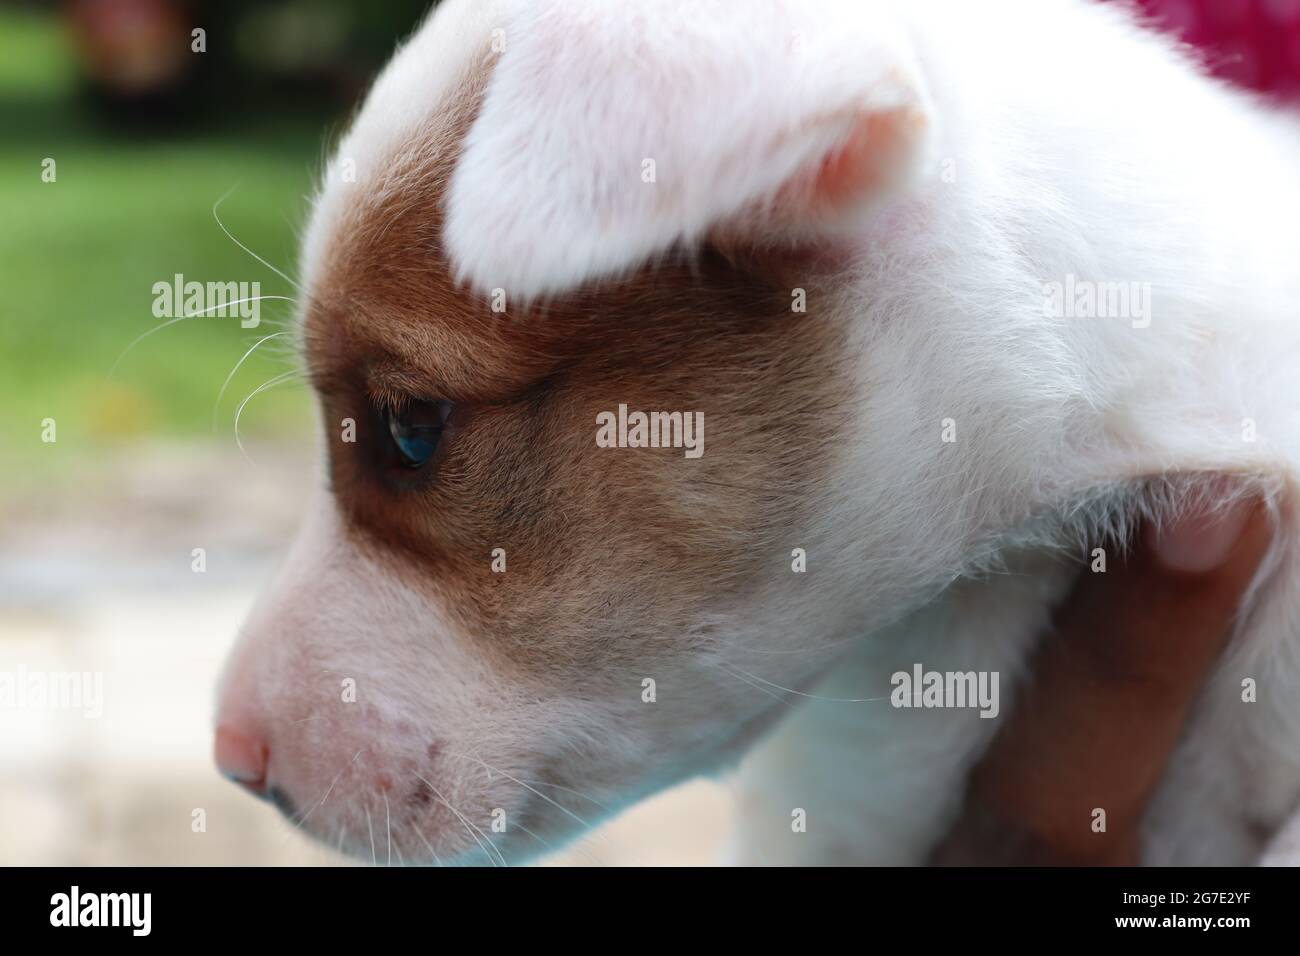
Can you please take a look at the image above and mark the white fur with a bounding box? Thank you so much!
[445,0,933,296]
[221,0,1300,865]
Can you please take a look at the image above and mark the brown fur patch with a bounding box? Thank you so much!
[301,51,857,689]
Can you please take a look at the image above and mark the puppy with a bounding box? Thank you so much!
[215,0,1300,865]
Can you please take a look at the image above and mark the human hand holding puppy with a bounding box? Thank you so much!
[936,492,1274,865]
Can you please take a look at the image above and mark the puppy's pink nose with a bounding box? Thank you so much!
[214,726,268,795]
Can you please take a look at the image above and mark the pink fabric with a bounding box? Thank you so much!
[1129,0,1300,98]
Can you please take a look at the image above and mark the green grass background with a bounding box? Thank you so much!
[1,9,324,479]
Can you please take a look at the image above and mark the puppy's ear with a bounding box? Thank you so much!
[446,0,935,297]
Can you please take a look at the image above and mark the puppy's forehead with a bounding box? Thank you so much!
[298,0,810,401]
[300,0,515,395]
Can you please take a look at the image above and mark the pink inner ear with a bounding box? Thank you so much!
[781,105,930,221]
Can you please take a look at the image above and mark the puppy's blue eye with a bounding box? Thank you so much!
[386,399,453,469]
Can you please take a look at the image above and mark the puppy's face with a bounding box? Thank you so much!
[217,0,936,863]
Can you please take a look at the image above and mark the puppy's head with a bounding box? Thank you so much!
[215,0,935,863]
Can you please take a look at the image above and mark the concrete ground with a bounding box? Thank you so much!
[0,441,729,866]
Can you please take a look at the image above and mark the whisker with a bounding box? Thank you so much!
[460,816,508,867]
[272,747,365,854]
[234,369,305,462]
[722,662,891,703]
[511,820,552,852]
[443,752,591,831]
[109,295,297,376]
[213,184,304,293]
[520,779,614,815]
[365,805,377,867]
[710,662,791,708]
[213,330,297,430]
[277,750,354,850]
[413,824,445,868]
[412,772,507,867]
[512,820,604,867]
[383,791,394,867]
[330,748,367,804]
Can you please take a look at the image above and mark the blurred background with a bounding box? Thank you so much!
[0,0,728,866]
[1,0,1298,866]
